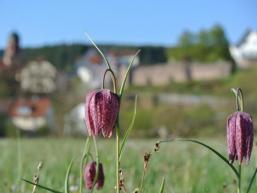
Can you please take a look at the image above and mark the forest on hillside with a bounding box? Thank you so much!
[0,24,232,71]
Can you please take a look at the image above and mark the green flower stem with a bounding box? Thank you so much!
[102,68,117,93]
[237,88,244,112]
[89,136,99,193]
[79,137,91,193]
[116,125,120,193]
[231,88,244,112]
[158,138,239,177]
[64,159,74,193]
[93,136,99,164]
[139,168,146,193]
[238,164,242,193]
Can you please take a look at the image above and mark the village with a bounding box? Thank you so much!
[0,29,257,137]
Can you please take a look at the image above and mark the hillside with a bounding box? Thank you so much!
[20,44,167,70]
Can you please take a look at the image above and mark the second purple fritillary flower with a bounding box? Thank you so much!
[85,89,119,138]
[227,111,254,164]
[84,162,105,190]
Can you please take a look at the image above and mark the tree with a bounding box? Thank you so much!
[198,30,210,46]
[210,24,229,47]
[167,24,232,63]
[178,31,195,47]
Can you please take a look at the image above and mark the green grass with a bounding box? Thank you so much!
[0,138,257,193]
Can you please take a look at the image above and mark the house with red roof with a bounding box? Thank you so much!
[8,97,53,131]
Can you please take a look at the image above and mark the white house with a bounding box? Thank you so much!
[76,49,107,88]
[63,103,87,136]
[230,29,257,68]
[8,97,53,131]
[75,49,140,88]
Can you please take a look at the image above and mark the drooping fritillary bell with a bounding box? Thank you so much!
[227,111,254,164]
[85,89,119,138]
[84,162,105,190]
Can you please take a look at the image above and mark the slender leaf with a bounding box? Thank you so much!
[16,129,22,185]
[159,138,239,177]
[22,179,63,193]
[246,168,257,193]
[119,50,140,98]
[119,95,137,159]
[64,159,74,193]
[158,178,165,193]
[85,33,111,69]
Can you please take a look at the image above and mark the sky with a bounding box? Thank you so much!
[0,0,256,48]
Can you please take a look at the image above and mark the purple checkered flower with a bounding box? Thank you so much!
[85,89,119,138]
[84,162,105,190]
[227,111,254,164]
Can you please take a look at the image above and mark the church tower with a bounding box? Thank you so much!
[2,32,21,68]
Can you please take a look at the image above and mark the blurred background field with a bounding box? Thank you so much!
[1,138,257,193]
[1,0,257,192]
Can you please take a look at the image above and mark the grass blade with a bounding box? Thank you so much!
[159,138,239,177]
[119,95,137,159]
[246,168,257,193]
[119,50,140,98]
[22,179,63,193]
[16,129,22,186]
[64,159,74,193]
[158,178,165,193]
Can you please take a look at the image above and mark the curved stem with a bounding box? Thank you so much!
[79,137,91,193]
[237,88,244,112]
[231,88,244,111]
[139,168,146,193]
[93,136,99,164]
[65,159,74,193]
[158,138,239,177]
[102,68,117,94]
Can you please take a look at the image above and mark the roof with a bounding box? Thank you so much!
[236,29,255,47]
[108,50,138,57]
[9,98,51,118]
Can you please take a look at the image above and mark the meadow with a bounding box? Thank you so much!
[1,138,256,193]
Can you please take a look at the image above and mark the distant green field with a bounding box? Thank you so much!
[0,138,256,193]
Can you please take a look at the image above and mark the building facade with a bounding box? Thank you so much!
[230,29,257,68]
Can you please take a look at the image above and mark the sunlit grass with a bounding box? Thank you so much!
[0,138,256,193]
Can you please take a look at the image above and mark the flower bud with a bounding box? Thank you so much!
[96,163,104,189]
[85,89,119,138]
[84,162,105,190]
[227,111,254,164]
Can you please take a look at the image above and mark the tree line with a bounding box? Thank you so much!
[1,24,232,71]
[22,44,167,70]
[167,24,232,63]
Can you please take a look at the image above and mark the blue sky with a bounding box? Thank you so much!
[0,0,256,48]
